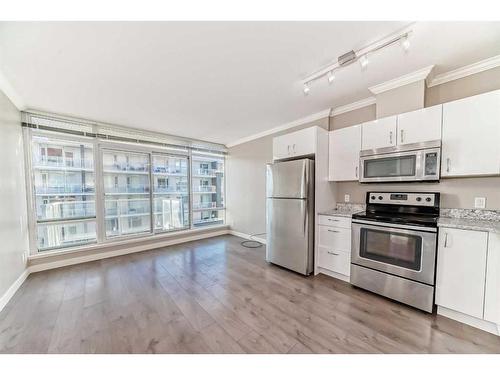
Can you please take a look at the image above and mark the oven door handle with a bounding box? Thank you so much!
[351,219,437,233]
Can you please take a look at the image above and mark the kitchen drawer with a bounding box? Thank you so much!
[318,215,351,229]
[318,225,351,252]
[317,246,351,276]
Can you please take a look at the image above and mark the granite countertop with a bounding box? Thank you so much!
[438,208,500,234]
[318,203,366,218]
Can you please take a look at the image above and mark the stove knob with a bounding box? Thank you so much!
[378,196,383,200]
[426,197,432,202]
[416,197,422,202]
[371,195,376,200]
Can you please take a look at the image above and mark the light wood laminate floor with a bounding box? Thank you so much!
[1,235,499,354]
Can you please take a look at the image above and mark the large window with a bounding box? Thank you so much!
[102,150,151,238]
[191,151,225,227]
[152,153,189,232]
[31,135,97,251]
[27,131,225,253]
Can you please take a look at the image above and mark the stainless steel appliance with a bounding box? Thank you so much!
[266,159,315,275]
[351,192,440,312]
[359,141,441,183]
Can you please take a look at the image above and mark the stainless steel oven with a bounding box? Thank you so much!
[350,192,440,313]
[359,141,441,183]
[352,221,437,285]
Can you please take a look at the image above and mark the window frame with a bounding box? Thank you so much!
[24,128,225,255]
[25,129,99,252]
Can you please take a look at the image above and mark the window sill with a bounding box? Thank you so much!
[28,224,229,261]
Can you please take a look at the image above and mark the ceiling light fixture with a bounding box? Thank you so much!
[401,35,410,52]
[303,83,310,95]
[327,71,336,84]
[300,25,414,95]
[359,55,369,70]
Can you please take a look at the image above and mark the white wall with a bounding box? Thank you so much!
[0,89,29,304]
[226,117,329,237]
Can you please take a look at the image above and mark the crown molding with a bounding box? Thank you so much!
[225,109,331,148]
[427,54,500,88]
[330,96,376,117]
[368,65,435,95]
[0,68,25,110]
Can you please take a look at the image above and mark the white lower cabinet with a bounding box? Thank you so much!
[316,215,351,279]
[436,227,500,334]
[436,228,488,318]
[485,233,500,324]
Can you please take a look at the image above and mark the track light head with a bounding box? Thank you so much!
[401,35,410,52]
[327,71,335,84]
[359,55,369,70]
[303,83,310,95]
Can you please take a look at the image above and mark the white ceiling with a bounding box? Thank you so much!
[0,21,500,146]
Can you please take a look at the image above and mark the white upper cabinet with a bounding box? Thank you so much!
[328,125,361,181]
[441,89,500,177]
[397,105,442,146]
[273,127,317,160]
[361,115,397,150]
[436,228,488,319]
[484,233,500,325]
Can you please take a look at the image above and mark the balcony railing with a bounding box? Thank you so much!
[154,186,188,194]
[103,163,148,173]
[34,156,94,170]
[104,187,150,194]
[192,185,217,193]
[36,186,95,195]
[153,166,188,175]
[38,201,96,220]
[193,217,224,225]
[193,168,223,176]
[192,202,219,210]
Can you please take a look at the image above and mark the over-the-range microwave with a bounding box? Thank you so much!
[359,140,441,183]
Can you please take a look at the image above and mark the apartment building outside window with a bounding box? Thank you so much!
[31,135,97,251]
[191,151,225,227]
[25,125,226,254]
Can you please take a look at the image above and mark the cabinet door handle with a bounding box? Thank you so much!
[355,166,358,178]
[328,218,339,222]
[446,158,451,173]
[400,129,404,143]
[287,145,290,155]
[327,251,339,256]
[389,131,393,144]
[292,144,296,154]
[444,233,449,248]
[327,229,339,233]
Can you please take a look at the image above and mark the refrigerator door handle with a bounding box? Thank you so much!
[303,200,307,235]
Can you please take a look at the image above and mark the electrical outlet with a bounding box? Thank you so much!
[474,197,486,209]
[344,194,350,203]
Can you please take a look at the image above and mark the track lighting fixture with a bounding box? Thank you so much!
[359,55,369,70]
[300,26,413,94]
[401,35,410,52]
[303,83,310,95]
[327,71,335,84]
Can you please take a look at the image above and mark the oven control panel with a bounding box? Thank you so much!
[368,192,437,206]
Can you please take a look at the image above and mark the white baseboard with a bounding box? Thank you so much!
[0,269,30,313]
[229,230,267,245]
[437,306,500,336]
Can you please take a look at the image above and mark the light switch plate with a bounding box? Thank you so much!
[474,197,486,209]
[344,194,350,203]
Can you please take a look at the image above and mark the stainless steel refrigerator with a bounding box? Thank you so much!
[266,158,315,275]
